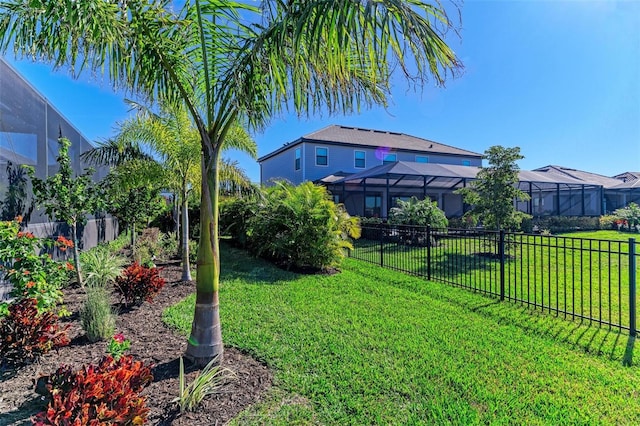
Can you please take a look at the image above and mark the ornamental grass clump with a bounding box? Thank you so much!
[33,355,153,425]
[80,247,127,289]
[174,356,234,413]
[0,298,69,367]
[80,286,116,343]
[114,262,165,306]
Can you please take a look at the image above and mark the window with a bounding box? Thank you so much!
[294,148,301,170]
[462,160,471,166]
[365,195,382,217]
[332,194,340,204]
[383,153,397,165]
[354,150,366,168]
[316,147,328,166]
[416,155,429,163]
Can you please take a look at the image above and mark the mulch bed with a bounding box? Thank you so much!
[0,262,273,425]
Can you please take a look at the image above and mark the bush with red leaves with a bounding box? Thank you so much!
[33,355,154,425]
[114,262,165,306]
[0,298,69,367]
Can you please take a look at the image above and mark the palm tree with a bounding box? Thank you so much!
[85,102,256,281]
[0,0,461,366]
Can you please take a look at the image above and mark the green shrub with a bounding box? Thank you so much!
[614,203,640,232]
[525,216,600,233]
[81,286,116,342]
[249,182,360,270]
[80,247,126,289]
[188,239,198,266]
[173,356,234,413]
[133,227,164,266]
[0,219,68,311]
[161,232,180,259]
[219,197,259,247]
[599,215,620,230]
[388,196,448,228]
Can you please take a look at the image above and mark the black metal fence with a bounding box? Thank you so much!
[352,225,640,335]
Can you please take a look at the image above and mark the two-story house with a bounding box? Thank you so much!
[258,125,483,217]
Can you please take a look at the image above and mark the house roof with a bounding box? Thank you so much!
[533,165,626,189]
[613,172,640,183]
[258,125,482,162]
[327,161,605,190]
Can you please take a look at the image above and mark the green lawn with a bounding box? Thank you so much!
[352,229,640,330]
[164,244,640,425]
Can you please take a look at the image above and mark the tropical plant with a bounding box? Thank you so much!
[0,298,70,367]
[81,286,116,343]
[614,203,640,232]
[388,196,448,228]
[0,161,34,223]
[173,356,234,413]
[80,246,127,289]
[0,0,462,365]
[457,146,531,231]
[0,218,69,312]
[114,262,166,307]
[33,355,153,425]
[249,182,361,270]
[25,137,102,286]
[107,333,132,361]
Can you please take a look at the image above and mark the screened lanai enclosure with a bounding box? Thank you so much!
[322,161,634,219]
[0,58,115,245]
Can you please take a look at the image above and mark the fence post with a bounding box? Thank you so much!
[499,230,505,301]
[426,225,432,281]
[630,238,636,337]
[379,223,384,267]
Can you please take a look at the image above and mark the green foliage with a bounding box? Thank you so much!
[133,227,164,266]
[219,196,260,248]
[114,262,166,306]
[457,146,531,231]
[80,246,127,289]
[174,356,234,413]
[614,202,640,232]
[222,182,361,270]
[33,355,153,425]
[81,286,116,343]
[188,239,198,266]
[0,219,68,311]
[388,196,448,228]
[0,161,34,223]
[107,333,131,361]
[0,298,69,367]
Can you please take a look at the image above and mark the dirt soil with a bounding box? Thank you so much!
[0,262,273,425]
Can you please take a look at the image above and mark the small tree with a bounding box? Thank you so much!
[457,146,530,231]
[27,137,101,286]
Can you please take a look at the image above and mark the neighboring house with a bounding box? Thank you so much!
[258,125,482,186]
[0,57,116,246]
[259,128,640,220]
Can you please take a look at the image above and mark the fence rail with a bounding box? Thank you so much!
[352,225,640,334]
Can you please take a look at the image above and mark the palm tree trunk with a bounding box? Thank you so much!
[71,222,83,286]
[181,179,192,281]
[185,141,222,366]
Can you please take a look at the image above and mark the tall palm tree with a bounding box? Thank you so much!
[0,0,462,365]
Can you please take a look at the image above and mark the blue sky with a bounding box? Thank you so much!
[6,0,640,183]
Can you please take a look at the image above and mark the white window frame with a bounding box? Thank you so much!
[315,146,329,166]
[415,155,429,163]
[382,153,397,164]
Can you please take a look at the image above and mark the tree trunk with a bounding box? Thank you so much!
[181,179,192,281]
[71,222,83,286]
[185,140,222,366]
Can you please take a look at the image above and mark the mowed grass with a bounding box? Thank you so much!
[352,230,640,330]
[164,244,640,425]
